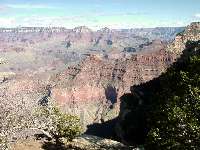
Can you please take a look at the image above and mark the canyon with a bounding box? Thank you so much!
[1,23,199,143]
[50,41,177,128]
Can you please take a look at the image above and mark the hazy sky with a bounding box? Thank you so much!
[0,0,199,29]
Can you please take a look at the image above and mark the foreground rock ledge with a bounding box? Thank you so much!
[11,135,140,150]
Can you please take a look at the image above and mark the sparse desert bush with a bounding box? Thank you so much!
[34,106,82,142]
[0,136,9,150]
[0,87,81,147]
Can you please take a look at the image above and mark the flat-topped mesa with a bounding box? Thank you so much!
[0,27,69,33]
[98,27,112,33]
[72,26,92,33]
[167,22,200,53]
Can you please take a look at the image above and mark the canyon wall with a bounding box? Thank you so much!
[0,25,187,133]
[50,22,199,130]
[50,41,177,129]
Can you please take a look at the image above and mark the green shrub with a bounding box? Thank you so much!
[145,40,200,149]
[35,106,82,142]
[0,136,8,150]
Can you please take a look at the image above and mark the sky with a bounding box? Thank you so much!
[0,0,200,29]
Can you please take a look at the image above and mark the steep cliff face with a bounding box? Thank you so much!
[48,23,198,132]
[167,22,200,53]
[116,22,200,145]
[50,40,177,129]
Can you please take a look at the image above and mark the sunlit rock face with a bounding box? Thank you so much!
[167,22,200,54]
[50,23,199,129]
[50,41,177,129]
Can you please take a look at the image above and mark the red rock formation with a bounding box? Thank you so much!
[0,25,187,131]
[50,42,177,128]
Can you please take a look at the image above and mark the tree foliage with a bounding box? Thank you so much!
[0,136,8,150]
[145,40,200,149]
[118,40,200,149]
[35,106,82,142]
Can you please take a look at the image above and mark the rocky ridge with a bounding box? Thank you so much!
[0,26,183,78]
[167,22,200,53]
[0,26,183,52]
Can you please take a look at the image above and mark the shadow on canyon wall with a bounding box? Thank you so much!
[105,85,118,105]
[85,40,200,146]
[85,118,118,140]
[85,85,118,139]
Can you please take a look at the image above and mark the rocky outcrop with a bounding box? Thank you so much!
[11,135,134,150]
[167,22,200,53]
[65,135,133,150]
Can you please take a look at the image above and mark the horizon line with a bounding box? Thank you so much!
[0,25,187,31]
